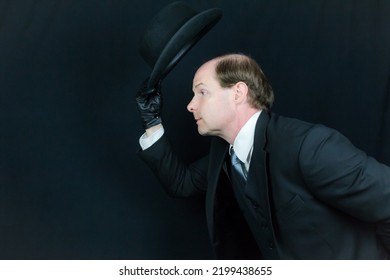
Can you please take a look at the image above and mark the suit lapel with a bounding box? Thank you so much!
[244,111,270,208]
[246,112,279,256]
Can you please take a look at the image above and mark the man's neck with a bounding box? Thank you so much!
[225,107,261,144]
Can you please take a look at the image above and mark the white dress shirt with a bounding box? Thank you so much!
[230,111,262,172]
[139,126,165,150]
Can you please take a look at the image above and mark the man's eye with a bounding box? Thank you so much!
[195,90,207,97]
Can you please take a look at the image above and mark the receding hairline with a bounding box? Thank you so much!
[197,53,252,71]
[213,53,252,65]
[193,53,254,89]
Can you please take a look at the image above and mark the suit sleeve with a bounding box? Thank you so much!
[137,134,208,198]
[298,125,390,252]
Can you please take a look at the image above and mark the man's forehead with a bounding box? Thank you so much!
[193,71,211,89]
[193,61,216,80]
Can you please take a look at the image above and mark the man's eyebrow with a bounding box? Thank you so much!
[193,82,205,89]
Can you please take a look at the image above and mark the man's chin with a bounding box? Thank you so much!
[197,127,209,136]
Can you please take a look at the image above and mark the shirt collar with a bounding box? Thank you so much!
[230,111,261,163]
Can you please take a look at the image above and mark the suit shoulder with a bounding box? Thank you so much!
[268,113,316,136]
[266,113,348,152]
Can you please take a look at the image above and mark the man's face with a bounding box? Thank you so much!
[187,60,235,137]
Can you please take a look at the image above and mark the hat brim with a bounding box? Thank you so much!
[147,8,222,88]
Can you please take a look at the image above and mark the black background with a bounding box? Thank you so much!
[1,0,389,259]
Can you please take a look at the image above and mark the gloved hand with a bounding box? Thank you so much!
[135,78,163,130]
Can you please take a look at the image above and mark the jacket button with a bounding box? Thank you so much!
[269,242,275,250]
[261,223,268,229]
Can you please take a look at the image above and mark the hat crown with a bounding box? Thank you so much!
[138,1,222,88]
[140,2,197,67]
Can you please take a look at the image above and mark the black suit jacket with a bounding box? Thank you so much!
[138,111,390,259]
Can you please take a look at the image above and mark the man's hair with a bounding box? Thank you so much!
[214,53,274,109]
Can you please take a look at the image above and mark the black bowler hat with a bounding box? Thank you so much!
[139,1,222,88]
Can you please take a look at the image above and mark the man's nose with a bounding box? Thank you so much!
[187,97,197,112]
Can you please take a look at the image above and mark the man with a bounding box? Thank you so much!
[136,53,390,259]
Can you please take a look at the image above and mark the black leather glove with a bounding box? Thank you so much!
[135,78,162,129]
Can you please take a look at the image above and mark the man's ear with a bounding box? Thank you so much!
[234,81,249,103]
